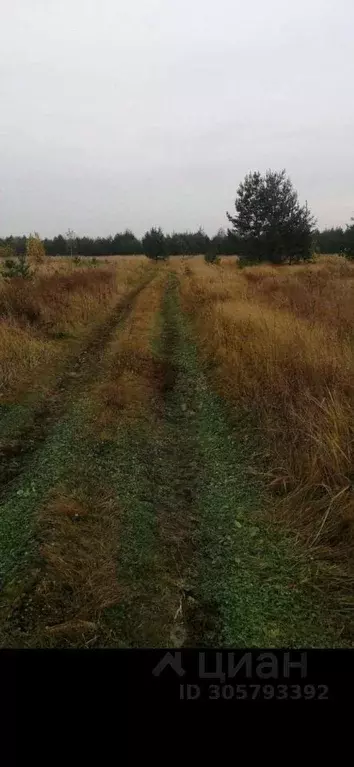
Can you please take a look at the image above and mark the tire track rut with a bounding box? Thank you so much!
[0,273,156,502]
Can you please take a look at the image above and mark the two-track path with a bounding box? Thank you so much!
[0,267,348,647]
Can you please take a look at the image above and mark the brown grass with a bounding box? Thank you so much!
[8,488,122,646]
[0,257,152,400]
[89,268,168,431]
[179,256,354,562]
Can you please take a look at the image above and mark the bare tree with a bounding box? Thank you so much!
[65,228,77,258]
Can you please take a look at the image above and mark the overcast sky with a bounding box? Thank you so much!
[1,0,353,237]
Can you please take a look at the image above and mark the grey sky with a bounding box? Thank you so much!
[1,0,353,237]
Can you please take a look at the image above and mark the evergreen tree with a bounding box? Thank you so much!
[142,228,167,260]
[227,169,315,264]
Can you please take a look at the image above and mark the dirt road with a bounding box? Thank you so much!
[0,267,347,647]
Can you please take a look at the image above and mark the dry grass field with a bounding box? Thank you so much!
[0,256,149,400]
[0,253,353,647]
[179,256,354,558]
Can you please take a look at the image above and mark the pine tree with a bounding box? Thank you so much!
[227,170,315,264]
[142,228,167,261]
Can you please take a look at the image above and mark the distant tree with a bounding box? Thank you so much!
[177,236,189,257]
[315,219,354,258]
[209,227,232,256]
[315,227,345,254]
[112,230,143,255]
[93,237,111,256]
[343,218,354,258]
[26,232,46,265]
[0,243,15,259]
[75,236,93,257]
[227,170,315,264]
[204,228,224,263]
[165,233,189,256]
[43,238,54,256]
[165,229,210,256]
[49,234,67,256]
[142,228,167,261]
[191,227,210,254]
[6,236,27,256]
[65,228,77,257]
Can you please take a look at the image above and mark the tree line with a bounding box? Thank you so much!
[314,226,354,256]
[0,228,240,259]
[1,170,353,264]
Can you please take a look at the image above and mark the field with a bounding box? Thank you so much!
[0,254,354,647]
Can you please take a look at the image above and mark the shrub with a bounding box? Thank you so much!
[1,253,32,280]
[26,233,46,265]
[204,250,221,264]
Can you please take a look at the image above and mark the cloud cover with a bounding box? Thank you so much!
[1,0,353,236]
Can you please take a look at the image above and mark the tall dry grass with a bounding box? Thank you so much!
[89,268,168,432]
[13,268,166,646]
[179,256,354,561]
[0,257,151,400]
